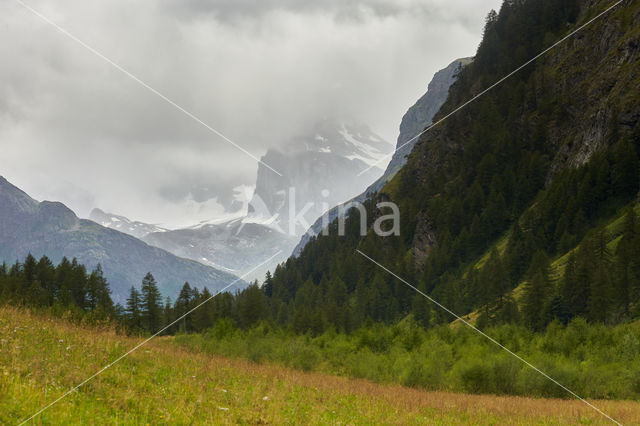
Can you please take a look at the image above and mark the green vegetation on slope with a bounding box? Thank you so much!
[176,315,640,400]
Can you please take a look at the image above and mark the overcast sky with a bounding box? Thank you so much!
[0,0,502,228]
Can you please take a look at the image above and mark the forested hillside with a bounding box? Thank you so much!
[222,0,640,334]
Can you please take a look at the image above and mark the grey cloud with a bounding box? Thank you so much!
[162,0,405,21]
[0,0,502,227]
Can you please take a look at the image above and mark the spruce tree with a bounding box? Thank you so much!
[237,283,267,328]
[263,271,274,298]
[86,264,113,314]
[521,251,552,331]
[140,272,163,333]
[125,286,142,331]
[175,282,194,333]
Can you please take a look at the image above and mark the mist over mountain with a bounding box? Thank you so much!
[0,176,243,303]
[293,58,469,256]
[249,119,392,236]
[91,119,393,280]
[93,119,390,282]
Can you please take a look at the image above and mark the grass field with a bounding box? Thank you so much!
[2,307,639,425]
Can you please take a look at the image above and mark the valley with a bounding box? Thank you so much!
[1,0,639,423]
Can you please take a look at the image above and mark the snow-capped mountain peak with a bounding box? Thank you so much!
[296,119,392,169]
[89,208,168,239]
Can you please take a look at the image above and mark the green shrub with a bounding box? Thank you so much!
[459,361,494,394]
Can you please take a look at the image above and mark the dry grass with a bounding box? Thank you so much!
[1,306,638,425]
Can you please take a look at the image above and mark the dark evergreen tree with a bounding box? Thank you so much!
[125,286,142,331]
[86,264,113,315]
[140,272,163,333]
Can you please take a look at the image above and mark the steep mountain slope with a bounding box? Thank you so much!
[0,177,243,302]
[260,0,640,331]
[382,57,473,182]
[89,208,167,239]
[292,58,470,256]
[452,203,640,327]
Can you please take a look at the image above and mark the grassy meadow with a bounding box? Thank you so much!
[2,307,640,425]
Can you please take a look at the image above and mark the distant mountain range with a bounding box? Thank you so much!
[0,176,243,303]
[90,208,168,239]
[143,218,298,281]
[93,119,391,282]
[292,58,470,256]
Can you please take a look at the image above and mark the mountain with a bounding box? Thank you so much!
[142,218,298,281]
[88,209,291,280]
[292,58,469,256]
[249,119,392,236]
[89,208,167,239]
[0,176,243,303]
[125,120,391,282]
[258,0,640,331]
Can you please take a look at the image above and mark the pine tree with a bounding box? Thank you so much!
[263,271,274,298]
[588,263,613,323]
[192,287,215,332]
[521,251,552,331]
[55,257,74,306]
[23,253,37,284]
[69,258,88,309]
[36,256,56,305]
[140,272,163,333]
[125,286,142,331]
[86,264,113,315]
[237,283,267,328]
[175,282,194,333]
[560,251,587,318]
[163,297,173,334]
[614,207,640,316]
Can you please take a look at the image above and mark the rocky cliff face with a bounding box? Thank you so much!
[0,177,243,302]
[384,58,472,180]
[541,3,640,179]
